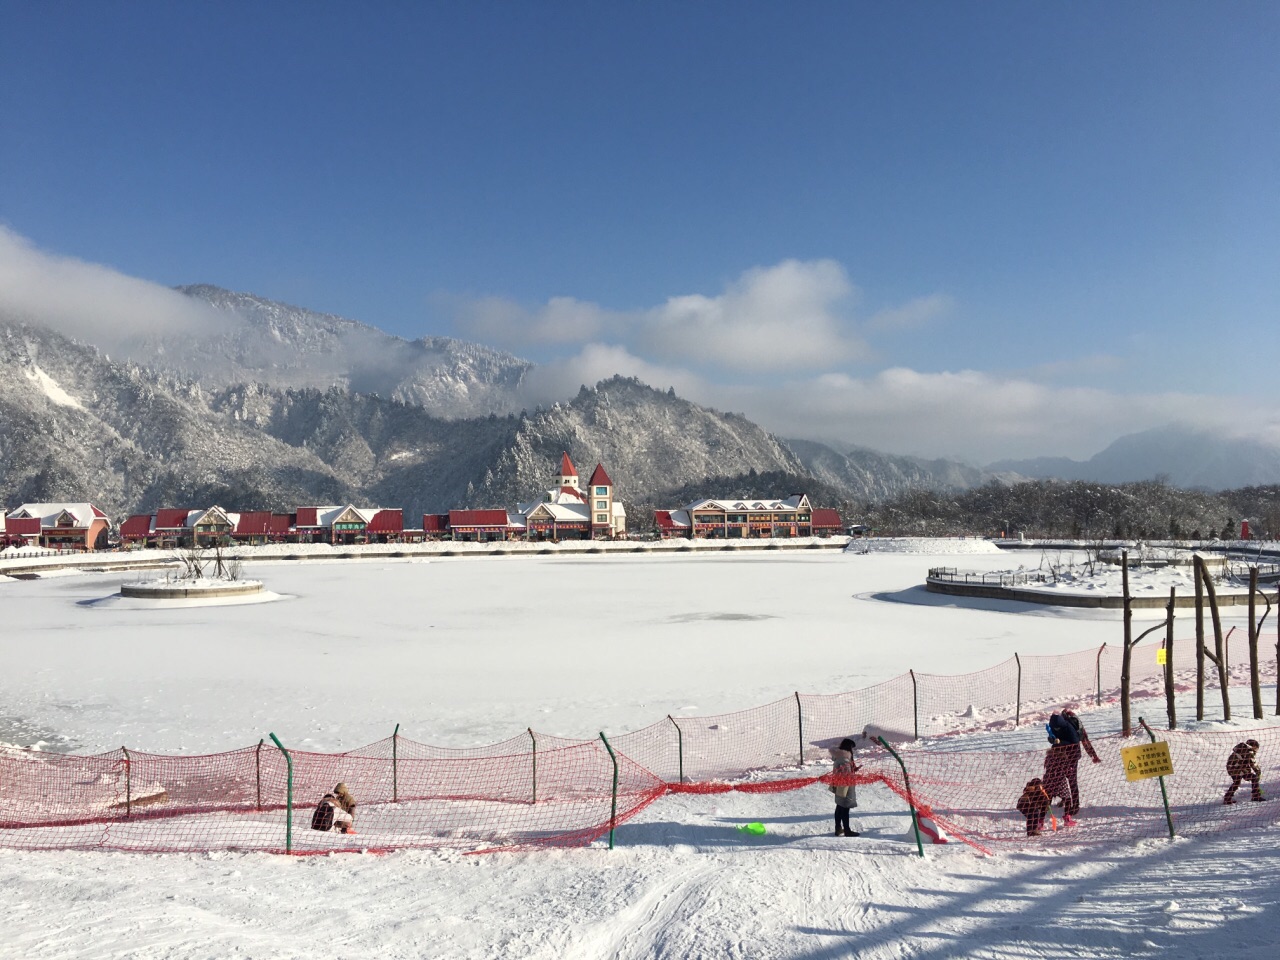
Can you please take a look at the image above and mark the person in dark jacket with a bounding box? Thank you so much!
[310,782,357,834]
[828,738,860,837]
[1224,739,1265,804]
[1016,778,1052,836]
[1046,709,1100,824]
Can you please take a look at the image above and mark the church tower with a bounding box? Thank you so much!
[588,462,615,538]
[553,452,579,492]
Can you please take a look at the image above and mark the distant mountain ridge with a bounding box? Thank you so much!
[123,285,535,419]
[0,321,818,519]
[786,437,1015,504]
[18,284,1262,527]
[988,425,1280,491]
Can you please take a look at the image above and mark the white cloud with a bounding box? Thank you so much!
[0,225,233,345]
[637,259,866,370]
[448,293,612,348]
[863,294,953,333]
[517,343,702,409]
[696,368,1264,464]
[453,259,870,373]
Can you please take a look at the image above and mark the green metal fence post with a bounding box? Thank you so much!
[121,747,131,818]
[528,727,538,804]
[392,723,400,803]
[269,732,294,854]
[1138,717,1176,840]
[1014,653,1022,728]
[1096,643,1106,707]
[909,670,919,740]
[255,738,263,811]
[877,736,925,858]
[599,732,619,850]
[795,692,805,767]
[667,715,684,783]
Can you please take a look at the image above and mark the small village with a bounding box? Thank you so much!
[0,452,847,552]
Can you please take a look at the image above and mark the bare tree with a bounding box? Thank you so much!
[1197,555,1231,721]
[175,542,209,580]
[1247,567,1270,720]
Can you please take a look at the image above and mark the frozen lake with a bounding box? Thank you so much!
[1,547,1213,755]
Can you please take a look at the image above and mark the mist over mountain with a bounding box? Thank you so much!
[126,285,534,419]
[0,320,820,520]
[786,437,1014,503]
[9,283,1268,530]
[988,425,1280,491]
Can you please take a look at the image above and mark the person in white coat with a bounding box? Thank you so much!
[828,737,860,837]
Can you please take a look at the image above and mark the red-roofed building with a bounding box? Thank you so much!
[269,513,295,539]
[120,514,155,547]
[3,515,42,547]
[811,508,844,537]
[653,495,844,540]
[153,508,190,547]
[233,511,275,544]
[514,453,627,541]
[5,503,112,551]
[366,509,404,542]
[422,514,450,539]
[448,509,511,541]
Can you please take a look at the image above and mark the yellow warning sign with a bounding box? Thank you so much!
[1121,741,1174,781]
[1156,647,1167,665]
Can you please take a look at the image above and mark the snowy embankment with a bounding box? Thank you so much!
[1,549,1278,957]
[847,536,1004,555]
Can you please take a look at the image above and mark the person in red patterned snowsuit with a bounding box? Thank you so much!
[1224,739,1265,804]
[1045,709,1100,825]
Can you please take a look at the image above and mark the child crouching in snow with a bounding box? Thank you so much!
[1016,778,1052,837]
[311,782,357,834]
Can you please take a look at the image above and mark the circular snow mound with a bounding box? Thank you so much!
[120,579,265,600]
[846,537,1003,556]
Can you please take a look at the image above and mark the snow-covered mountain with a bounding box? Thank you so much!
[120,285,534,419]
[0,323,813,519]
[786,437,1013,503]
[988,425,1280,491]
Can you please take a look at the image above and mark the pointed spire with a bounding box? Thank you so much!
[588,463,613,487]
[559,452,577,478]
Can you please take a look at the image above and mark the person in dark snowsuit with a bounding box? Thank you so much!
[1045,709,1100,824]
[828,738,860,837]
[310,781,357,834]
[1224,739,1265,804]
[1016,778,1052,836]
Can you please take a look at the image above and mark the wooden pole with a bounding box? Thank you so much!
[1164,588,1176,730]
[1198,556,1231,720]
[1195,560,1205,720]
[1121,550,1134,736]
[1249,567,1262,719]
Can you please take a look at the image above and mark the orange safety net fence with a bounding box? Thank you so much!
[0,737,663,854]
[0,632,1274,855]
[866,725,1280,853]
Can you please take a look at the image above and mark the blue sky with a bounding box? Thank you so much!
[2,2,1277,461]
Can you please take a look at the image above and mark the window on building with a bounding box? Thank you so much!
[595,500,607,510]
[595,486,608,495]
[596,513,608,523]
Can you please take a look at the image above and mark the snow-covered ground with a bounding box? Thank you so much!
[2,546,1277,958]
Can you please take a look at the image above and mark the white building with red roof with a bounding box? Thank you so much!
[515,452,626,540]
[654,495,843,539]
[5,502,112,550]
